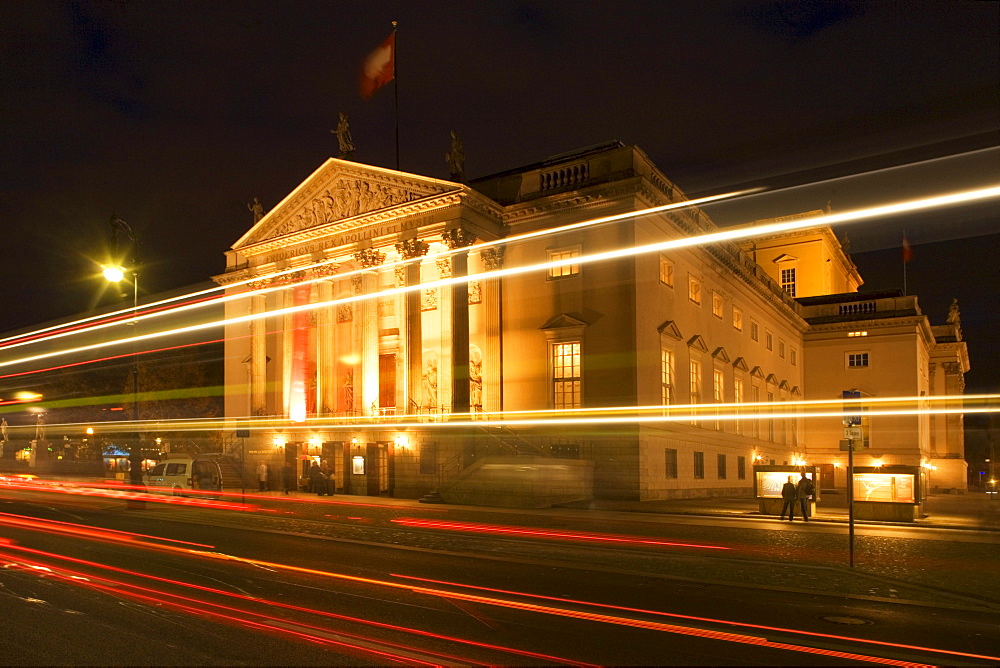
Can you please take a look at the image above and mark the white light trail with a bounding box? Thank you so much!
[2,184,996,371]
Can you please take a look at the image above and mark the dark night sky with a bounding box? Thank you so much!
[1,1,997,392]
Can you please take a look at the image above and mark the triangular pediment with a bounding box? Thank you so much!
[540,313,589,331]
[791,385,801,396]
[779,380,790,391]
[711,346,731,363]
[732,356,750,372]
[750,365,765,379]
[657,320,683,341]
[687,335,709,352]
[766,373,779,385]
[772,253,798,263]
[234,158,462,250]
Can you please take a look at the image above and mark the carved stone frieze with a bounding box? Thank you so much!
[468,280,481,305]
[480,246,505,271]
[354,248,386,268]
[395,266,406,287]
[337,304,353,322]
[351,275,364,293]
[436,258,452,279]
[421,288,438,311]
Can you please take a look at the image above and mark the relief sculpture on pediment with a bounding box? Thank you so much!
[266,177,421,239]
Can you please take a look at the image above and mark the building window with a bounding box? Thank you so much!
[734,377,744,435]
[781,267,796,297]
[659,254,674,286]
[733,307,743,331]
[661,347,674,405]
[750,320,759,342]
[547,248,580,279]
[767,391,775,442]
[737,455,746,480]
[778,340,785,359]
[688,275,701,304]
[552,341,582,409]
[693,451,705,479]
[665,448,678,479]
[791,348,797,366]
[847,352,869,368]
[712,292,723,318]
[717,454,727,479]
[689,360,701,404]
[751,385,761,439]
[713,368,724,430]
[765,330,773,351]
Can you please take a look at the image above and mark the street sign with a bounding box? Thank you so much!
[839,439,868,451]
[842,390,862,426]
[843,427,863,440]
[236,428,250,438]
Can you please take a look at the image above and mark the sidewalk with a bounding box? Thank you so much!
[566,492,1000,530]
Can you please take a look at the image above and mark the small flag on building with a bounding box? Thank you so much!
[902,234,913,263]
[359,31,395,99]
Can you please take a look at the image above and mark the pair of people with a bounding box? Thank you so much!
[308,460,335,496]
[780,473,814,521]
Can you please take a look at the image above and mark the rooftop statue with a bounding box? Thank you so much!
[332,112,356,159]
[445,130,465,182]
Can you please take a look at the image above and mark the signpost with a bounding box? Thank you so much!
[236,426,250,504]
[843,390,862,567]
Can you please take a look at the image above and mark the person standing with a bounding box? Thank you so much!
[256,461,268,492]
[281,462,296,495]
[780,475,798,520]
[796,473,815,522]
[320,459,334,496]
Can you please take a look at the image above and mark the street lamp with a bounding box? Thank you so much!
[104,215,143,493]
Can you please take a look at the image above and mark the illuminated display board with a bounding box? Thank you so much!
[756,471,814,498]
[853,473,915,503]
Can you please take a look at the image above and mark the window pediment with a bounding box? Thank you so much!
[687,335,709,352]
[750,366,765,379]
[732,356,750,372]
[657,320,683,341]
[766,373,779,385]
[711,346,731,363]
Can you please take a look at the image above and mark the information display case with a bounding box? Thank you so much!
[753,465,819,517]
[851,465,922,522]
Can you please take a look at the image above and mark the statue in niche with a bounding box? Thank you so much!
[332,112,356,159]
[422,352,438,409]
[247,197,265,223]
[469,346,483,413]
[445,130,465,182]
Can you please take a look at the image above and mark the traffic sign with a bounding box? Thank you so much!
[843,427,863,440]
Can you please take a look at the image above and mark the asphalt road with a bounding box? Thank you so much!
[1,482,998,666]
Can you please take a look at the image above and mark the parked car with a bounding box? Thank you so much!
[145,456,222,497]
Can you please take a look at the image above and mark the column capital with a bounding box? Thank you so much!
[442,228,477,250]
[480,246,506,271]
[354,248,386,268]
[395,238,430,259]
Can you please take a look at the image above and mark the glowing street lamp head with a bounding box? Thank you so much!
[103,266,126,282]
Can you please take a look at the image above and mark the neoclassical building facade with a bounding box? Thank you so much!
[214,142,968,504]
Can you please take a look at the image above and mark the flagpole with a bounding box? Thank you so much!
[392,20,399,171]
[902,228,908,296]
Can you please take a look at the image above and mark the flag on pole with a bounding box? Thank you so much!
[902,234,913,263]
[359,32,395,99]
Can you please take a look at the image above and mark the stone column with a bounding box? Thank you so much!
[249,291,267,416]
[396,239,429,413]
[355,249,385,416]
[480,246,505,414]
[443,229,477,415]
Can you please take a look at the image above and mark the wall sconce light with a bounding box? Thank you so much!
[872,459,883,468]
[273,436,284,448]
[394,435,408,449]
[793,458,807,467]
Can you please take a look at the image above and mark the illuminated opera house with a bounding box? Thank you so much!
[214,142,969,505]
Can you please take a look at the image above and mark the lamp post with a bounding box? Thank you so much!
[104,215,144,496]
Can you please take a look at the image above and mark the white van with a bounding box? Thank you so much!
[145,457,222,496]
